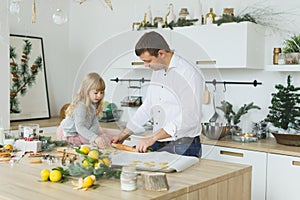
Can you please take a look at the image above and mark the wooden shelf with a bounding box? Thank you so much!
[264,65,300,71]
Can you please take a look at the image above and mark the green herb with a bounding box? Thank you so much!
[39,135,67,151]
[282,34,300,53]
[67,162,121,179]
[217,101,261,125]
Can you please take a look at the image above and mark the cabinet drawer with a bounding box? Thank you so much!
[202,144,267,200]
[267,153,300,200]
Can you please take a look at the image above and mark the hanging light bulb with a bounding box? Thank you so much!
[52,9,68,25]
[9,0,21,15]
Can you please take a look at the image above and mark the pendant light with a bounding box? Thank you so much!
[52,8,68,25]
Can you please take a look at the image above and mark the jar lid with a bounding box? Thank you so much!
[274,48,282,53]
[122,166,136,173]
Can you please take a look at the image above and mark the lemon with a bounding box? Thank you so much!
[49,170,62,182]
[82,159,90,167]
[98,159,104,165]
[4,144,13,152]
[82,175,95,188]
[40,169,50,181]
[94,162,99,169]
[102,157,111,166]
[80,145,90,155]
[88,149,99,160]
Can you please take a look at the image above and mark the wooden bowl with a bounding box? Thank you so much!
[272,132,300,146]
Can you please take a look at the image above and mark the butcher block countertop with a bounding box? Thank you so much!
[0,152,251,200]
[11,118,300,157]
[201,135,300,157]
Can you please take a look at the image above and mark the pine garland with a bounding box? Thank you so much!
[138,18,198,30]
[214,14,256,26]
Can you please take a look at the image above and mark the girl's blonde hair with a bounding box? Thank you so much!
[66,72,105,117]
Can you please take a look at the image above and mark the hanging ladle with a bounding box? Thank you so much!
[209,84,218,123]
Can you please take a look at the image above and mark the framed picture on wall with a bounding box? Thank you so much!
[9,34,50,121]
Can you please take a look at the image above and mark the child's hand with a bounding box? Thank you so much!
[94,136,107,149]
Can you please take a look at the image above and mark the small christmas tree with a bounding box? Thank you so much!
[265,75,300,131]
[10,39,43,113]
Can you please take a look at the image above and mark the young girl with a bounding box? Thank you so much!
[56,72,118,148]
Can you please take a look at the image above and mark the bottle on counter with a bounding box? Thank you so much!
[205,8,216,24]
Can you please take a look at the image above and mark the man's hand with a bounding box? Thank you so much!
[136,128,171,152]
[110,128,132,144]
[135,136,156,152]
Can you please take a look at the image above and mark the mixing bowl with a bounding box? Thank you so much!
[201,122,230,140]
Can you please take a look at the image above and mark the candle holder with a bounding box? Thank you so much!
[232,130,258,143]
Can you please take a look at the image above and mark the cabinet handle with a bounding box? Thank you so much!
[196,60,216,65]
[292,161,300,166]
[131,61,144,66]
[220,150,244,158]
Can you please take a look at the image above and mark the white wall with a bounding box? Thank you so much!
[2,0,300,127]
[67,0,300,126]
[0,0,9,128]
[8,0,71,118]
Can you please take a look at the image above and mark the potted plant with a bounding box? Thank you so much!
[282,34,300,64]
[265,75,300,146]
[217,101,261,133]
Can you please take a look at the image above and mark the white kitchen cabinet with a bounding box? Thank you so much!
[172,22,265,69]
[266,153,300,200]
[108,22,265,70]
[202,144,267,200]
[109,29,172,69]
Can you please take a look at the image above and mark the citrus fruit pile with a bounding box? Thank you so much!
[78,146,112,169]
[40,167,68,183]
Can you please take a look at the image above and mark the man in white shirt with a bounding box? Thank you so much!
[111,31,205,157]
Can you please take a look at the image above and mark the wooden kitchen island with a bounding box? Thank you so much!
[0,154,251,200]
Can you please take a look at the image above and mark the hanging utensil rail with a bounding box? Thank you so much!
[110,77,262,87]
[206,79,262,87]
[110,77,150,83]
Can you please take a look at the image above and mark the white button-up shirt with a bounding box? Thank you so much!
[127,53,205,141]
